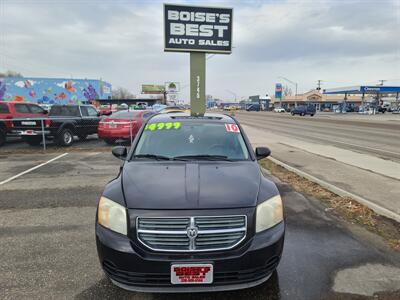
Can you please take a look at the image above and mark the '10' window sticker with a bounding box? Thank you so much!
[225,123,240,133]
[145,122,182,131]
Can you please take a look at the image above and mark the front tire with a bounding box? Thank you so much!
[291,112,295,116]
[57,128,74,147]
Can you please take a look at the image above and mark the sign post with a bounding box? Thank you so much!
[164,4,233,116]
[275,83,283,107]
[190,53,206,115]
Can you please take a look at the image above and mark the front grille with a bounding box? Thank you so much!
[137,218,189,231]
[136,215,247,252]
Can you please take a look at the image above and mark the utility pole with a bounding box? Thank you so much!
[317,80,323,91]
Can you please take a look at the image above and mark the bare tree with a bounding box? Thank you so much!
[112,87,134,99]
[0,70,23,78]
[283,85,293,97]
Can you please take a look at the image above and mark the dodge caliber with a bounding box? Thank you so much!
[96,112,285,292]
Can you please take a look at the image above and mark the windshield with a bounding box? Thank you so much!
[133,121,250,160]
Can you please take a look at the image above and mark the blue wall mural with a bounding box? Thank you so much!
[0,77,112,104]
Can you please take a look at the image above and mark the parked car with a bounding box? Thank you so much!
[152,104,168,112]
[160,106,190,114]
[273,107,286,113]
[99,105,113,116]
[12,104,101,146]
[246,104,260,111]
[376,106,387,114]
[96,112,284,292]
[392,107,400,114]
[0,101,48,146]
[223,105,237,111]
[291,105,316,116]
[39,104,53,112]
[98,110,155,144]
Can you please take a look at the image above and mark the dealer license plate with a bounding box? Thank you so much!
[108,123,116,128]
[21,121,36,126]
[171,263,213,284]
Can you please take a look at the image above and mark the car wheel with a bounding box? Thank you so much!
[57,128,74,146]
[310,114,314,117]
[0,128,6,147]
[23,136,42,146]
[104,138,116,145]
[291,112,294,116]
[301,113,305,116]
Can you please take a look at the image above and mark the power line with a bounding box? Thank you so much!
[378,79,387,86]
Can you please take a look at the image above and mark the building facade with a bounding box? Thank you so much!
[271,90,372,111]
[0,77,112,105]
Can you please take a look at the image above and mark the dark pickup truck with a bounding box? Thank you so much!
[13,105,101,146]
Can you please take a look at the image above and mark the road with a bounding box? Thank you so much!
[1,152,400,299]
[235,111,400,220]
[235,111,400,163]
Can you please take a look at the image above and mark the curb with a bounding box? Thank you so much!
[268,156,400,223]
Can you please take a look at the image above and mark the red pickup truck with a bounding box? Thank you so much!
[0,101,48,146]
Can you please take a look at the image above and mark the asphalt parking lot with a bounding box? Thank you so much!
[1,151,400,299]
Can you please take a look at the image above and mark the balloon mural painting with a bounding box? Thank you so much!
[0,78,111,104]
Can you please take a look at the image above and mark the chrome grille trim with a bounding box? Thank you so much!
[136,215,247,252]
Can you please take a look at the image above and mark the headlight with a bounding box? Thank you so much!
[97,196,127,235]
[256,195,283,233]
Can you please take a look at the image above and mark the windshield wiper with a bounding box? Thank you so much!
[173,155,233,161]
[133,154,171,161]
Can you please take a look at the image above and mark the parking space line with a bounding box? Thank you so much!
[0,153,69,186]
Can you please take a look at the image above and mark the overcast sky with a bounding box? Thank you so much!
[0,0,399,101]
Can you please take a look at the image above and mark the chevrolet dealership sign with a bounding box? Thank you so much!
[164,4,233,54]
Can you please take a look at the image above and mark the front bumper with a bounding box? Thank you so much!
[96,221,284,293]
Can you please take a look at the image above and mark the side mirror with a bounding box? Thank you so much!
[112,146,127,160]
[255,147,271,160]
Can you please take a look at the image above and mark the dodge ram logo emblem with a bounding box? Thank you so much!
[187,226,198,238]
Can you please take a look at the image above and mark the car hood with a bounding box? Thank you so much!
[122,161,260,209]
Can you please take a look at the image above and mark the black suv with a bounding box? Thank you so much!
[96,113,285,292]
[291,105,316,116]
[13,104,101,146]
